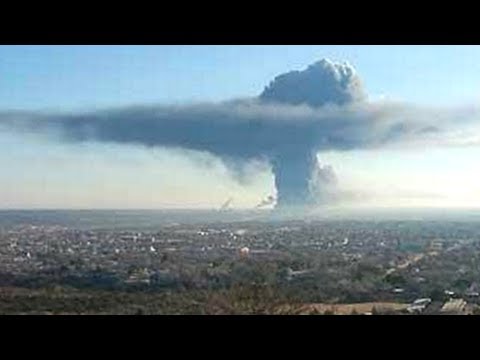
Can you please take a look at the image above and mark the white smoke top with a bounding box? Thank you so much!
[260,59,366,107]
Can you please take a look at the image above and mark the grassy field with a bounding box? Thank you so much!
[275,302,410,315]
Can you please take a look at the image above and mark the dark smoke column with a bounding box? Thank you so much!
[259,59,365,209]
[272,150,318,207]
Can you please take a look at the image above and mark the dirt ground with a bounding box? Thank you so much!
[275,302,410,315]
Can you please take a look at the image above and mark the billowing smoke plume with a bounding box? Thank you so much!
[255,195,275,209]
[1,59,478,209]
[259,59,365,207]
[309,158,338,203]
[260,59,366,107]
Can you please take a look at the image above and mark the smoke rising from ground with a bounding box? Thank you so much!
[309,158,338,203]
[219,197,233,210]
[260,59,365,207]
[255,195,275,209]
[1,59,480,209]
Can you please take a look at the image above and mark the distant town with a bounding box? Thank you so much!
[1,215,480,314]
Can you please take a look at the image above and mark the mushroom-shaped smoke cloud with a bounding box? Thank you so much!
[260,59,365,207]
[1,59,467,210]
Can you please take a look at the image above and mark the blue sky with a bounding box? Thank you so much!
[1,45,480,209]
[2,45,480,110]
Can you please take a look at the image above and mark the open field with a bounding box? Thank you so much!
[275,302,410,315]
